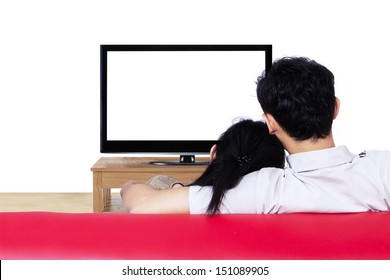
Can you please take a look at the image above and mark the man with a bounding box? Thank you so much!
[121,57,390,214]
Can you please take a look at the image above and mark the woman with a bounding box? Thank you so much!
[145,119,285,214]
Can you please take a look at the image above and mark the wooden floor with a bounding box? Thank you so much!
[0,192,126,213]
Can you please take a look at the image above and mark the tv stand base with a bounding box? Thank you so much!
[149,155,209,166]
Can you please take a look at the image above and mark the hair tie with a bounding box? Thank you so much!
[237,155,252,173]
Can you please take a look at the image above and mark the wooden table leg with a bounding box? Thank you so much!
[93,171,103,212]
[103,188,111,209]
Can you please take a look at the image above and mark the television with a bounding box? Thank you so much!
[100,44,272,165]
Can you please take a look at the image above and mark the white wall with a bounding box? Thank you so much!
[1,0,389,192]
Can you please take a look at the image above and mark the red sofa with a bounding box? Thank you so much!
[1,212,390,260]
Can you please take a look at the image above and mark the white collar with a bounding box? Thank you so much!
[286,145,354,172]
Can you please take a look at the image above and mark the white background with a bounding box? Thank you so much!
[0,0,389,192]
[2,260,390,280]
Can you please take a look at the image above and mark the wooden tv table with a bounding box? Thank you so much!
[91,157,208,212]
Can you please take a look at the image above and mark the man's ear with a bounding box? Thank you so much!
[209,144,217,161]
[333,97,340,120]
[262,113,277,135]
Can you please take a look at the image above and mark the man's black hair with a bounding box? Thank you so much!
[256,57,336,140]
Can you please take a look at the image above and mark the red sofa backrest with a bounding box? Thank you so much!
[1,212,389,260]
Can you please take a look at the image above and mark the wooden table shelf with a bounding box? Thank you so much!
[91,157,208,212]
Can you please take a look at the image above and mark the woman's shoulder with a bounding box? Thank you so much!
[241,167,285,187]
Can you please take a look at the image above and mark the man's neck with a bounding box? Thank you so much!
[281,132,336,155]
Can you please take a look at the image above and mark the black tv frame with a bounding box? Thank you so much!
[100,44,272,156]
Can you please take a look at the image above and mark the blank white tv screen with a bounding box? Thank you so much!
[106,49,267,142]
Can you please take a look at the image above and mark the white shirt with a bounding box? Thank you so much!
[189,146,390,214]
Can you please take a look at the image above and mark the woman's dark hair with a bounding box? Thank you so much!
[189,119,285,214]
[256,57,336,140]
